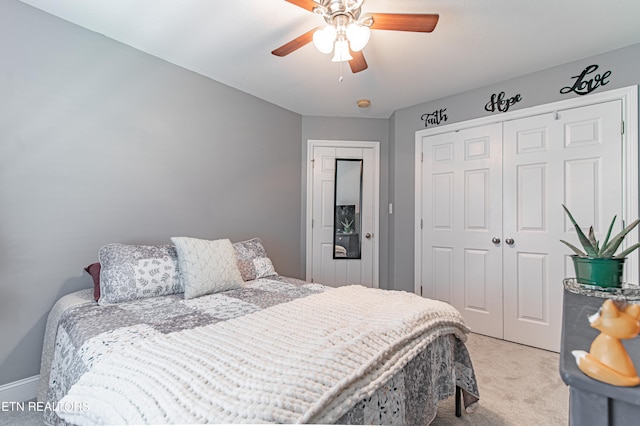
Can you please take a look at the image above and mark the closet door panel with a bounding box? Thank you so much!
[464,248,490,311]
[564,158,600,229]
[433,173,454,230]
[432,247,454,303]
[517,163,546,231]
[503,100,623,352]
[465,169,490,230]
[421,124,503,339]
[515,252,548,321]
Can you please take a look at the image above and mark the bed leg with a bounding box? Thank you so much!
[455,385,462,417]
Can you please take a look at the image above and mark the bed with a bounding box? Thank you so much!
[37,237,479,425]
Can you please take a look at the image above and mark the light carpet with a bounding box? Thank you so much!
[434,333,569,425]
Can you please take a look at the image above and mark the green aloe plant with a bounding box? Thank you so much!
[341,218,354,233]
[560,204,640,259]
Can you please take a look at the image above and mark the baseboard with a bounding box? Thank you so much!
[0,375,39,402]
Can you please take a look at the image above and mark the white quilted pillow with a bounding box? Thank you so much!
[170,237,244,299]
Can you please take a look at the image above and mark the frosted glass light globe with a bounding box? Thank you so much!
[313,26,337,54]
[346,23,370,52]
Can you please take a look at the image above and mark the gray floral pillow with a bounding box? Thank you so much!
[98,243,182,305]
[233,238,277,281]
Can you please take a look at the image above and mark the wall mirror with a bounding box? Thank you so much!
[333,158,363,259]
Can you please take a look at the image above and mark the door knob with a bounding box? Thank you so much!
[365,233,372,239]
[492,237,501,244]
[505,238,515,245]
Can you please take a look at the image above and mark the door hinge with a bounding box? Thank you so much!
[420,219,423,229]
[622,120,625,135]
[311,219,314,228]
[420,286,423,296]
[311,159,315,168]
[421,152,424,162]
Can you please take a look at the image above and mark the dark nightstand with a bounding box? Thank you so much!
[335,233,360,258]
[559,280,640,426]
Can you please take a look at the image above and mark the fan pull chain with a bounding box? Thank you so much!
[338,61,344,83]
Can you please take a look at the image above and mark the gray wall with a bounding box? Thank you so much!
[301,116,390,288]
[0,1,303,385]
[3,0,640,391]
[388,43,640,292]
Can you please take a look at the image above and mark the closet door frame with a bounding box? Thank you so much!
[414,85,639,295]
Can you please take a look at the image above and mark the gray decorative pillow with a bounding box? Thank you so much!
[233,238,277,281]
[171,237,244,299]
[98,243,181,305]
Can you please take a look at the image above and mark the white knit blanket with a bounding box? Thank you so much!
[57,285,468,425]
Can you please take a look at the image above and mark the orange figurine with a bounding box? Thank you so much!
[572,299,640,387]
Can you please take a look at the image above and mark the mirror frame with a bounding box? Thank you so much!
[333,158,363,260]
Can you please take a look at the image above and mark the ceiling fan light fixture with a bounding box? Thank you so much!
[346,23,370,52]
[313,25,337,54]
[331,38,353,62]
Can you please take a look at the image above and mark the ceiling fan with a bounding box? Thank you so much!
[271,0,439,73]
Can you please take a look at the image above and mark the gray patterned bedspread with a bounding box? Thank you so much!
[39,277,479,425]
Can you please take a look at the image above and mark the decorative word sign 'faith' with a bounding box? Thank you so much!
[421,108,448,127]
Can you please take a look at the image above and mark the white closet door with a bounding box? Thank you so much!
[421,123,504,338]
[502,100,623,352]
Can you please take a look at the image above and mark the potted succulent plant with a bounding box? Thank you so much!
[341,218,354,233]
[560,204,640,288]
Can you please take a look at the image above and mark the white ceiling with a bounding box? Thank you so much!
[20,0,640,118]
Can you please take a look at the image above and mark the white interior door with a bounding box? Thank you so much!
[502,100,623,352]
[420,124,504,338]
[308,141,379,288]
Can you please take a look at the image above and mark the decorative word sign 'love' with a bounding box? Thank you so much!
[560,64,611,96]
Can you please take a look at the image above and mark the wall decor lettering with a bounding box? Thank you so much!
[484,91,522,113]
[421,108,448,127]
[560,64,611,96]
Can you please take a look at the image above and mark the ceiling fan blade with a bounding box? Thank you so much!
[271,27,320,57]
[285,0,318,12]
[349,50,368,73]
[368,13,439,33]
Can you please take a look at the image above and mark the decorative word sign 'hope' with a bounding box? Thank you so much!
[421,108,448,127]
[560,64,611,96]
[484,92,522,113]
